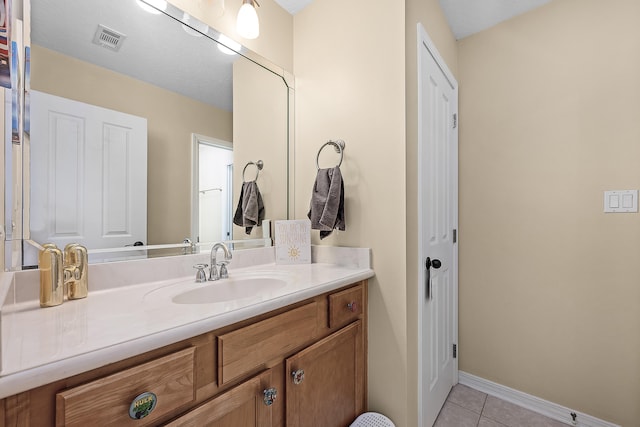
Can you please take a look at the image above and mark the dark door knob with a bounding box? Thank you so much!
[425,257,442,269]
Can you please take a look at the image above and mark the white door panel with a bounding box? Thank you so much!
[30,90,147,250]
[418,24,459,427]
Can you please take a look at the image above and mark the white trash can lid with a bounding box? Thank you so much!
[350,412,395,427]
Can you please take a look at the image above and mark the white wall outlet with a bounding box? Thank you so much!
[604,190,638,213]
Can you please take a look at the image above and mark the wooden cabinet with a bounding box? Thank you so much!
[0,281,367,427]
[286,321,364,427]
[166,369,275,427]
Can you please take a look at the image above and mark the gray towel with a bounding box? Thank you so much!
[233,181,265,235]
[307,167,345,239]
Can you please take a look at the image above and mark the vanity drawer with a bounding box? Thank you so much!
[328,283,365,328]
[218,302,319,385]
[56,347,196,427]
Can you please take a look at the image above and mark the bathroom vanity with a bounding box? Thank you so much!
[0,247,373,426]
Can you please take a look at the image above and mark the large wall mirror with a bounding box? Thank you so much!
[7,0,292,268]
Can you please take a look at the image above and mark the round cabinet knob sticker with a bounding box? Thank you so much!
[129,392,158,420]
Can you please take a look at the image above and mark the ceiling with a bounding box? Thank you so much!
[273,0,552,40]
[437,0,551,39]
[272,0,313,15]
[30,0,553,110]
[31,0,237,110]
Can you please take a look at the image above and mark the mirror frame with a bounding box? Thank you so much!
[2,0,27,271]
[4,0,295,270]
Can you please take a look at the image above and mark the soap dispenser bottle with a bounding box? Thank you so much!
[39,244,64,307]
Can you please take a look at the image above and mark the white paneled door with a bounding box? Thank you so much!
[417,24,459,426]
[30,90,147,250]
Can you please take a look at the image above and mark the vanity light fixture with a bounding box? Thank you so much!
[236,0,260,39]
[136,0,168,15]
[217,34,241,55]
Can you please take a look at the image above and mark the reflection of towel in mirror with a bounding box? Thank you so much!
[307,167,345,239]
[233,181,265,235]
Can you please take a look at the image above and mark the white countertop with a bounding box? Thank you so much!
[0,246,373,398]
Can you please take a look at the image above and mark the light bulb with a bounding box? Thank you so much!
[236,1,259,39]
[136,0,167,15]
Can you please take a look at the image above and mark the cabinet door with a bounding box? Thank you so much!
[165,370,276,427]
[286,321,364,427]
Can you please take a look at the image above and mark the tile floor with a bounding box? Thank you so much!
[434,384,570,427]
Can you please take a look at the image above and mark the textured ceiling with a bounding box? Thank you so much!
[273,0,313,15]
[273,0,552,40]
[31,0,237,110]
[438,0,551,39]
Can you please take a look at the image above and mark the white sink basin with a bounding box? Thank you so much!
[172,276,288,304]
[142,270,295,306]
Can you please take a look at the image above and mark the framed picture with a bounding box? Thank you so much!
[275,220,311,264]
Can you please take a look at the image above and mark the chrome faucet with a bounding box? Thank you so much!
[209,242,232,281]
[183,238,196,254]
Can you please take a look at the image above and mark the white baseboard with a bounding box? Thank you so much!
[458,371,620,427]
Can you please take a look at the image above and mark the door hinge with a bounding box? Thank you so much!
[453,344,457,358]
[453,229,457,243]
[453,113,457,129]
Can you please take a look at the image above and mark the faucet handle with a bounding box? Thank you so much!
[218,261,229,279]
[208,264,220,281]
[183,238,196,254]
[193,264,208,283]
[64,244,88,300]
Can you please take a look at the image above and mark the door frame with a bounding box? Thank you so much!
[190,133,233,243]
[416,22,459,425]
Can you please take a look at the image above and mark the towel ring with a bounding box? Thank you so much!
[316,139,345,170]
[242,160,264,182]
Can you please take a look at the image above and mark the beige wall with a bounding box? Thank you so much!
[293,0,407,424]
[30,45,232,245]
[295,0,456,424]
[232,58,289,239]
[457,0,640,425]
[405,1,458,426]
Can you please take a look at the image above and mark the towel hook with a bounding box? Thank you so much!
[242,160,264,182]
[316,139,345,170]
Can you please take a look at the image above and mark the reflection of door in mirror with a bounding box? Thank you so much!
[191,134,233,244]
[29,91,147,255]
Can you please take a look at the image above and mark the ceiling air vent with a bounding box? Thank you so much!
[92,24,126,52]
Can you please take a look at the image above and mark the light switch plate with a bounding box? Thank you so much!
[604,190,638,213]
